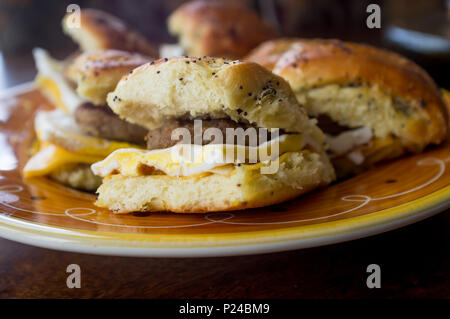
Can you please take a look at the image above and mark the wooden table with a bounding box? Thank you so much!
[0,52,448,299]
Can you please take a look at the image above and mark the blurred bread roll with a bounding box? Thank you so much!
[247,38,448,177]
[66,49,151,105]
[62,8,158,57]
[168,0,279,59]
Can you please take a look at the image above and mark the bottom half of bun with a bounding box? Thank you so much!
[94,151,335,213]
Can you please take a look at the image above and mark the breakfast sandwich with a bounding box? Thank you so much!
[162,0,279,59]
[246,39,449,177]
[91,57,335,213]
[24,48,151,191]
[23,8,157,191]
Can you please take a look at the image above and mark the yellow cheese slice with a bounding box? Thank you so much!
[92,134,304,177]
[35,75,69,112]
[23,142,103,178]
[33,48,84,113]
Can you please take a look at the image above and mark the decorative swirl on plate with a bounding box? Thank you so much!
[0,157,447,229]
[0,184,24,193]
[0,184,63,216]
[0,184,22,205]
[65,207,97,217]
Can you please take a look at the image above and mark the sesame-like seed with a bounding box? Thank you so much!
[243,112,247,116]
[239,85,243,89]
[157,71,160,74]
[248,93,252,96]
[164,58,168,62]
[179,78,183,81]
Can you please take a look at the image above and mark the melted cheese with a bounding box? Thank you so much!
[23,142,103,178]
[24,110,141,178]
[35,75,68,112]
[92,134,304,177]
[33,48,84,113]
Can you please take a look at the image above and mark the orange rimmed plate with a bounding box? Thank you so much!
[0,83,449,257]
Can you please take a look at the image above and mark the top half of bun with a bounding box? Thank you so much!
[250,39,445,104]
[65,49,151,105]
[246,38,448,148]
[62,8,158,57]
[106,56,324,144]
[168,0,279,59]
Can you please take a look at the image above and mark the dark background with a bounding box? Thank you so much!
[0,0,449,86]
[0,0,388,50]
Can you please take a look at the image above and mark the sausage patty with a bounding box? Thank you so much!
[146,118,283,150]
[75,103,282,149]
[316,114,351,136]
[74,102,148,144]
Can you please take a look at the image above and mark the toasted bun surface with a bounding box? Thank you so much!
[107,56,324,144]
[168,0,279,59]
[95,151,334,213]
[62,9,158,57]
[66,49,151,105]
[246,38,448,175]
